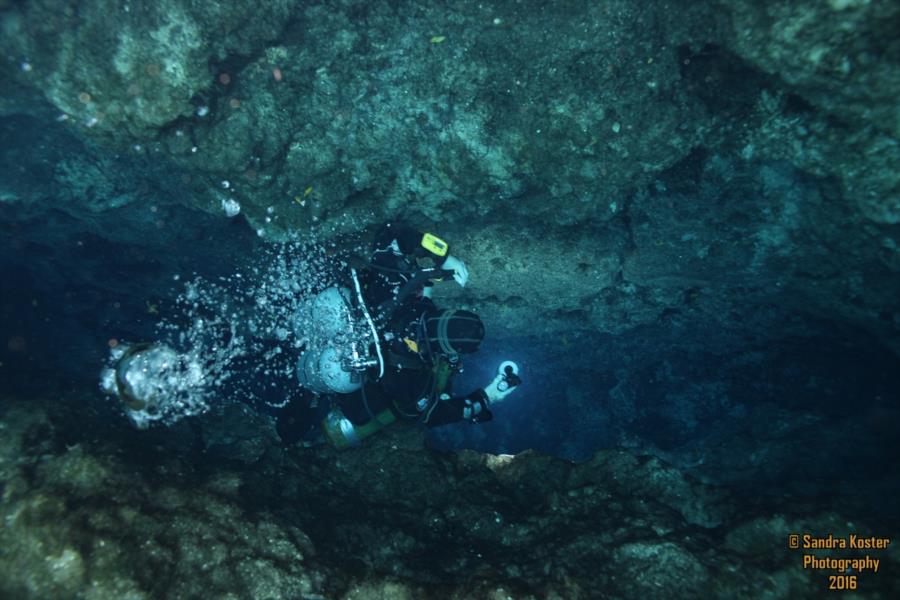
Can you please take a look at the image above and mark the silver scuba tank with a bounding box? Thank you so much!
[293,286,363,394]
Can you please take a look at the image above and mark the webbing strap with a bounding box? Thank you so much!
[427,311,482,355]
[437,310,454,355]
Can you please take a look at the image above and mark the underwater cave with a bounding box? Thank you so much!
[1,1,898,598]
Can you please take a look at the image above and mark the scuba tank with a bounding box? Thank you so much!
[303,256,458,448]
[293,267,386,395]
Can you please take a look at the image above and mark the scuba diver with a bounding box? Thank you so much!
[101,223,522,447]
[285,223,522,447]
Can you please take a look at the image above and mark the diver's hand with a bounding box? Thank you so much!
[441,255,469,287]
[484,361,521,405]
[484,371,520,405]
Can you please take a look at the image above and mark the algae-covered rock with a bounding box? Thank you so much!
[716,0,900,136]
[611,541,709,597]
[0,0,295,140]
[3,0,718,240]
[714,0,900,227]
[0,397,328,600]
[3,0,899,356]
[2,390,900,598]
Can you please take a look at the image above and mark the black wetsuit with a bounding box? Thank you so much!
[276,224,491,444]
[339,224,492,428]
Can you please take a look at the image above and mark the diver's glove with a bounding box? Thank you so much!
[441,255,469,287]
[483,361,521,405]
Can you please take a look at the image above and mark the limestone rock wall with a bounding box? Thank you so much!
[2,0,898,355]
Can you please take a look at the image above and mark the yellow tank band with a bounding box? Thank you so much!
[421,233,449,257]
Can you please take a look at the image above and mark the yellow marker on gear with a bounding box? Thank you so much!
[430,35,446,44]
[304,186,313,197]
[421,232,448,257]
[403,337,419,353]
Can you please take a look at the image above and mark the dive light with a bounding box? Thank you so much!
[497,360,521,391]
